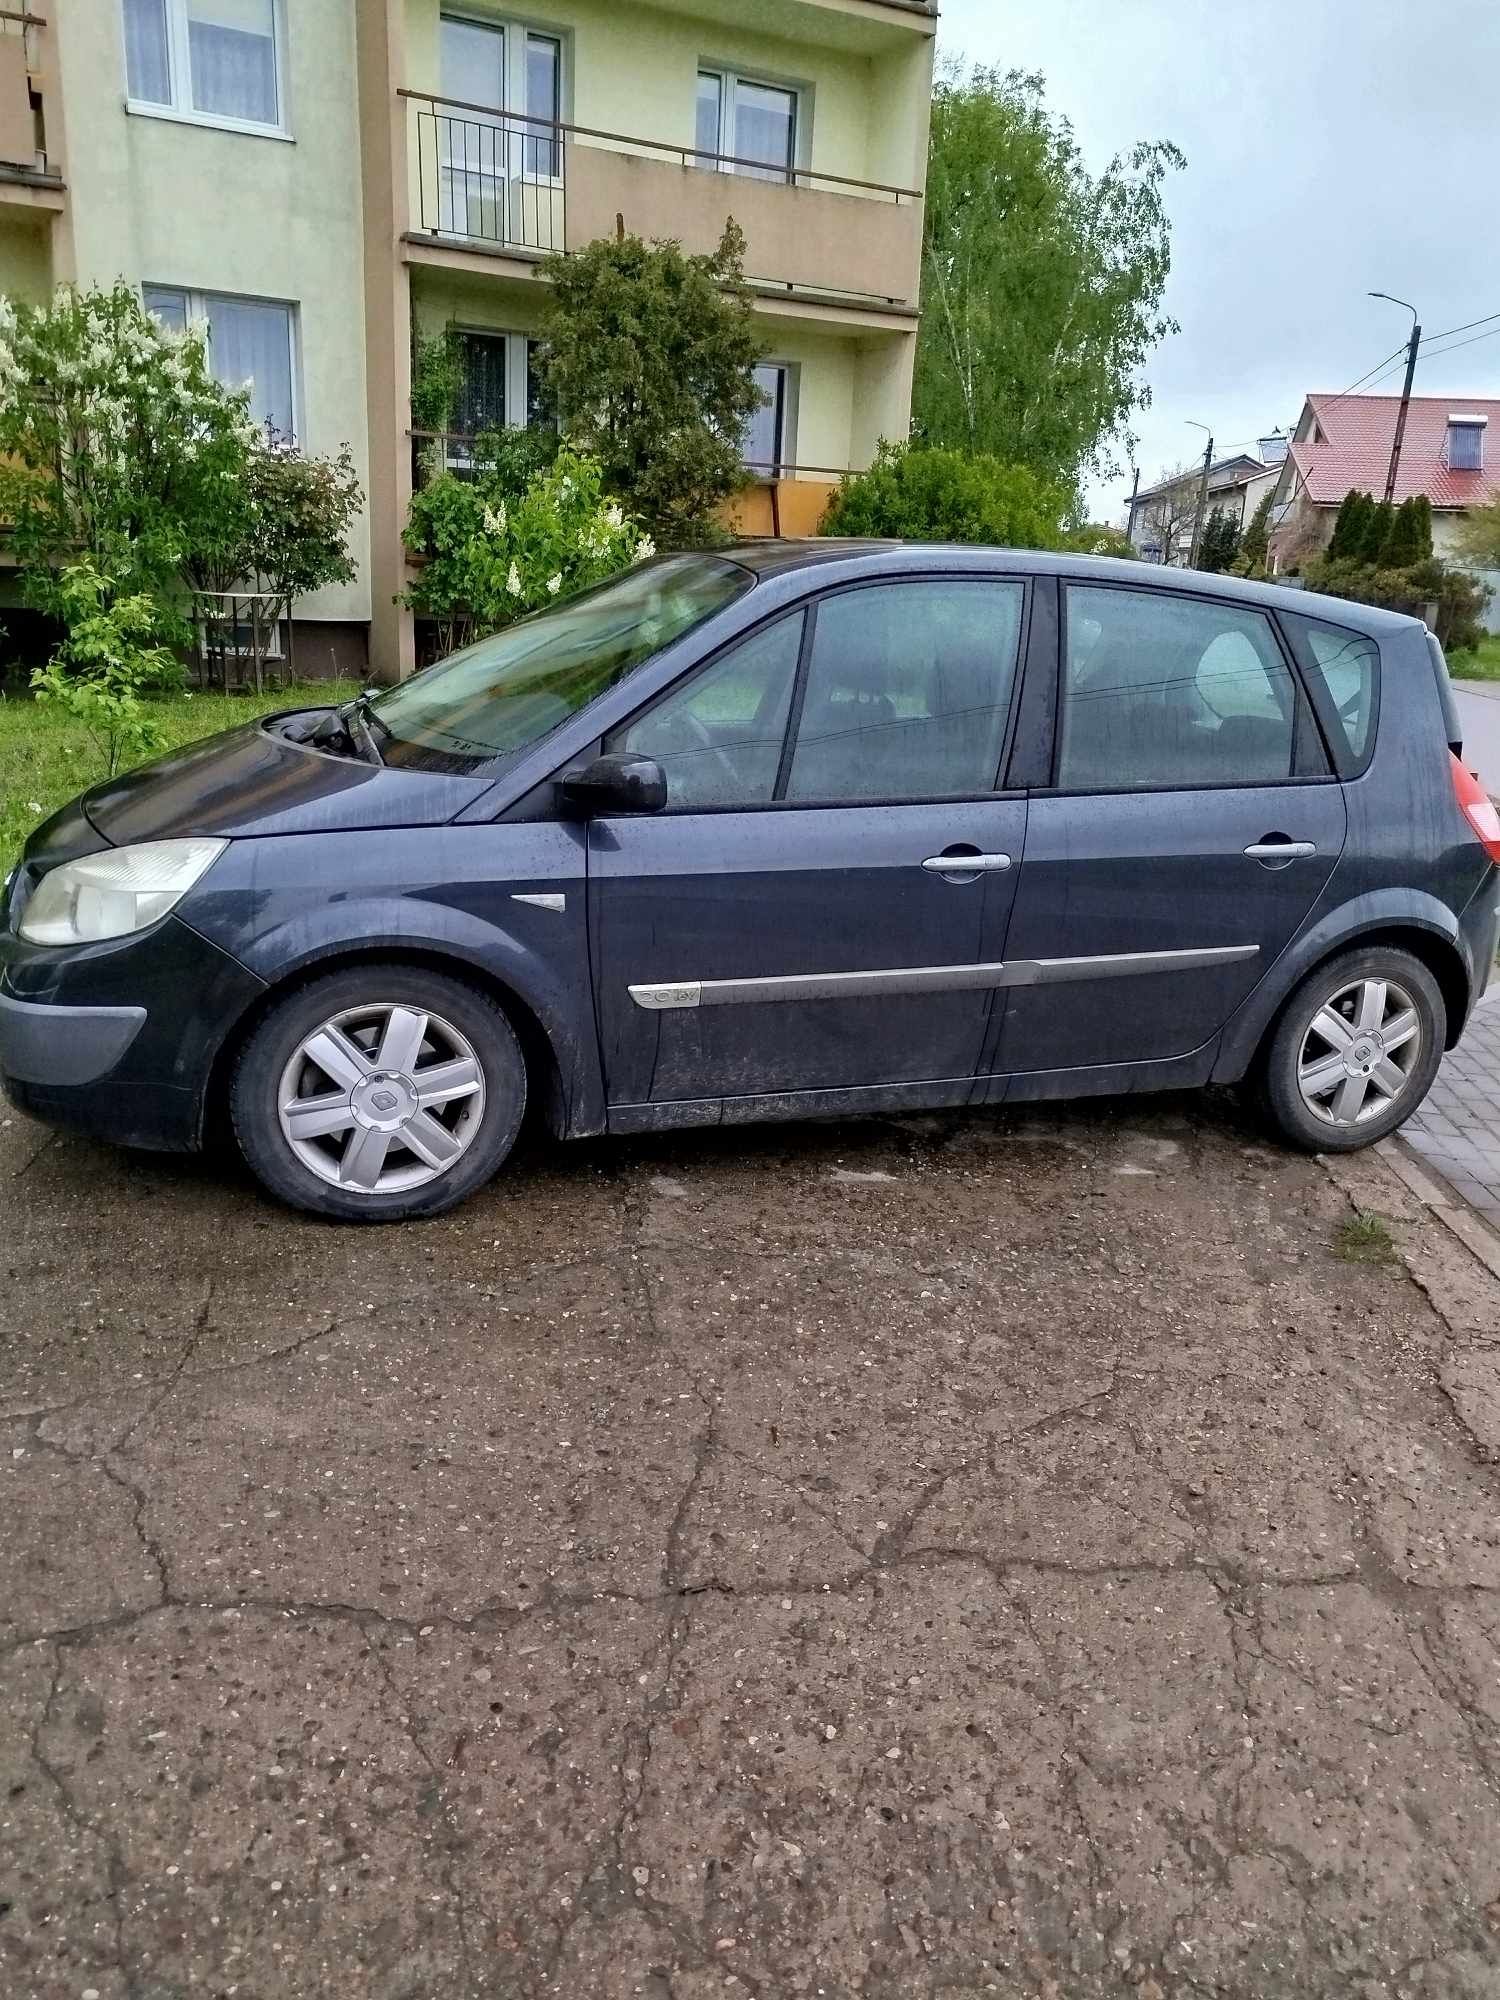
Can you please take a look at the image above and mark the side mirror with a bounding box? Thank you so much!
[556,752,668,816]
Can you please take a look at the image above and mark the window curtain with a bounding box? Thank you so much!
[187,0,277,125]
[734,82,795,181]
[123,0,171,103]
[209,296,293,438]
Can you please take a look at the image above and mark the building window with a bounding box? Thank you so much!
[123,0,284,134]
[1447,419,1486,472]
[437,12,563,240]
[696,67,797,182]
[742,362,796,476]
[445,330,547,464]
[144,284,297,440]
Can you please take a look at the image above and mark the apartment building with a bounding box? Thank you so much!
[0,0,935,680]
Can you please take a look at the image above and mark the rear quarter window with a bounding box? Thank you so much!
[1283,612,1379,768]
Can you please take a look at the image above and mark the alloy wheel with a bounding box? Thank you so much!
[277,1001,486,1194]
[1295,976,1423,1129]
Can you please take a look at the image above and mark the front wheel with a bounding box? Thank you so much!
[1257,946,1445,1153]
[230,964,527,1221]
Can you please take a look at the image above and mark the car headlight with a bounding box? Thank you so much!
[18,838,228,946]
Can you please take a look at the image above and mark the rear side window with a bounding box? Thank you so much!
[1059,585,1301,790]
[1283,612,1379,765]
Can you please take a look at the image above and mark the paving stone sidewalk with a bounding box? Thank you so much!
[1405,988,1500,1224]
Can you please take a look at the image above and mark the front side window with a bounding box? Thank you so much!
[367,556,753,776]
[124,0,282,132]
[1060,585,1299,791]
[1285,611,1379,765]
[696,67,797,181]
[785,582,1025,802]
[611,615,803,810]
[144,284,296,439]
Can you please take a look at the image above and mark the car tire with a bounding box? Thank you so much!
[1256,945,1445,1154]
[230,963,527,1222]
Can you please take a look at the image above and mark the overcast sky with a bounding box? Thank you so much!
[938,0,1500,519]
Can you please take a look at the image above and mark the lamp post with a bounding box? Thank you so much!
[1368,291,1421,503]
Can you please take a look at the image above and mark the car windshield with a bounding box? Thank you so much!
[366,554,753,775]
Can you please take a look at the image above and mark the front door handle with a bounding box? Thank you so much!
[1244,839,1317,863]
[922,850,1013,879]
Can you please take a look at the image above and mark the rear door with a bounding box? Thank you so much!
[996,579,1347,1076]
[590,575,1032,1109]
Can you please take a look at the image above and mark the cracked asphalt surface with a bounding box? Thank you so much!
[4,1090,1500,2000]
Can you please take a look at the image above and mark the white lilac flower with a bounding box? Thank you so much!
[546,572,562,595]
[506,559,522,596]
[603,501,624,529]
[634,535,656,561]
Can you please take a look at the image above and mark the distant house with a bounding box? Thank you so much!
[1269,393,1500,571]
[1125,452,1283,564]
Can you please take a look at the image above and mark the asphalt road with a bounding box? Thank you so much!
[4,1090,1500,1999]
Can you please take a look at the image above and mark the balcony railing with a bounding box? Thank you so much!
[401,89,924,307]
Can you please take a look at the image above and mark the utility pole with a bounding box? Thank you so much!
[1187,425,1214,570]
[1125,465,1140,551]
[1369,291,1421,502]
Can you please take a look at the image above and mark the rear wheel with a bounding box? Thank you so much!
[231,964,526,1221]
[1258,946,1444,1153]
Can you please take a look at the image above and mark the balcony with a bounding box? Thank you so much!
[401,91,923,314]
[0,9,63,210]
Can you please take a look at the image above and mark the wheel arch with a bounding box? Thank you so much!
[202,942,585,1150]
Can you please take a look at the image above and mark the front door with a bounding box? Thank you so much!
[590,577,1032,1109]
[997,579,1348,1076]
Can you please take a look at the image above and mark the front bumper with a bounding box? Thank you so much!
[0,991,146,1084]
[0,913,266,1152]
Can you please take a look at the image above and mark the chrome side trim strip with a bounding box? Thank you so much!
[628,943,1259,1012]
[511,892,567,913]
[1000,944,1261,987]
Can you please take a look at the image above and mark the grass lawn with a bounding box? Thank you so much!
[1451,633,1500,683]
[1,681,359,871]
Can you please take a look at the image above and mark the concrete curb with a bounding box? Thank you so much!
[1375,1133,1500,1283]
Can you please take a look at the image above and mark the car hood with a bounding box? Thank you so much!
[81,717,496,845]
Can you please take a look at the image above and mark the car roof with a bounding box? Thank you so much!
[720,539,1423,636]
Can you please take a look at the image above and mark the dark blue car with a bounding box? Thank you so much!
[3,544,1498,1221]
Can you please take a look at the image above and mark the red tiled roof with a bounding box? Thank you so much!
[1290,393,1500,509]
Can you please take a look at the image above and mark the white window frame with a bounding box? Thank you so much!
[446,327,543,467]
[123,0,291,141]
[742,360,800,478]
[440,11,565,185]
[143,283,301,443]
[696,64,805,180]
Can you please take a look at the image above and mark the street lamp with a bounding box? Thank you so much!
[1368,292,1422,501]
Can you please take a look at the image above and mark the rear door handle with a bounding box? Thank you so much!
[1244,840,1317,862]
[922,852,1013,876]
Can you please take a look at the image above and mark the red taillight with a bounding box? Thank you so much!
[1451,751,1500,864]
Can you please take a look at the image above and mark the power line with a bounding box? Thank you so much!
[1418,322,1500,363]
[1422,307,1500,345]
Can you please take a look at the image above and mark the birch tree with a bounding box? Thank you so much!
[914,65,1183,507]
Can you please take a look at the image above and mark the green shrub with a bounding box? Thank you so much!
[820,442,1067,547]
[29,558,184,774]
[402,445,652,654]
[1300,550,1491,655]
